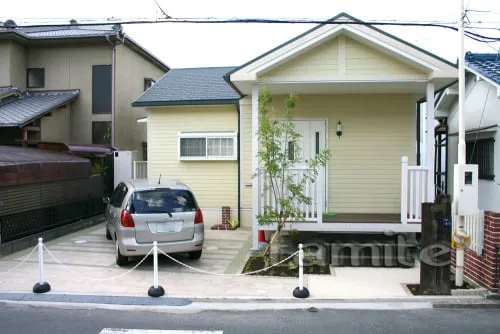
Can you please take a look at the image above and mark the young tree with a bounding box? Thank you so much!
[256,87,331,255]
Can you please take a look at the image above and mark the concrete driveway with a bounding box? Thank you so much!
[0,222,303,299]
[0,221,427,300]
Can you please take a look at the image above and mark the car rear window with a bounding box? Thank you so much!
[131,188,197,214]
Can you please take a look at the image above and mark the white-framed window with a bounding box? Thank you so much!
[177,131,237,160]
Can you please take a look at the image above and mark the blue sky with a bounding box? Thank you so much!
[2,0,499,68]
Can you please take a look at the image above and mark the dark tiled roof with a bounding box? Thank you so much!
[0,145,88,164]
[0,24,118,39]
[132,67,241,107]
[465,52,500,85]
[22,28,114,39]
[0,90,79,127]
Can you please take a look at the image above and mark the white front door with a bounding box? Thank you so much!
[291,119,327,210]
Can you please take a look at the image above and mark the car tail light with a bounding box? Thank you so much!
[120,209,135,227]
[194,208,203,224]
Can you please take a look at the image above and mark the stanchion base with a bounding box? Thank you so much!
[148,285,165,298]
[293,287,310,298]
[33,282,51,294]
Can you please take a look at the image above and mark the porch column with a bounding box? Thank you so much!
[426,81,436,203]
[251,84,260,250]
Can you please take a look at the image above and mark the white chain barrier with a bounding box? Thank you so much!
[158,248,299,276]
[43,244,154,281]
[2,238,308,298]
[0,244,38,274]
[293,243,310,298]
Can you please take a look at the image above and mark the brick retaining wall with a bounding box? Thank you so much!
[451,211,500,292]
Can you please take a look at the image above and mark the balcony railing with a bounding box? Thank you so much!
[257,167,324,223]
[401,156,429,224]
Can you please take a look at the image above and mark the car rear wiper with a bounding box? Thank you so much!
[145,209,173,217]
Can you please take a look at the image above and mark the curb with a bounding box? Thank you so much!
[0,292,499,310]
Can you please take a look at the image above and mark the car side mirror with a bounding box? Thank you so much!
[102,196,110,205]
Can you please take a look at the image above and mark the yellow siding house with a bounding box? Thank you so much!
[133,13,458,249]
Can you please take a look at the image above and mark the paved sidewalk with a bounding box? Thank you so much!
[0,223,489,302]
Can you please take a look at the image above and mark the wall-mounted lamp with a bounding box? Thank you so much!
[336,121,343,138]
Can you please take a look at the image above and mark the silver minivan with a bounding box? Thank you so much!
[103,180,204,266]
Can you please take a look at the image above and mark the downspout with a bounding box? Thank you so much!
[105,35,116,147]
[236,102,241,225]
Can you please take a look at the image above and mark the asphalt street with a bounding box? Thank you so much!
[1,302,499,334]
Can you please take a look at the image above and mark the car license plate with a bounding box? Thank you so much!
[149,220,182,233]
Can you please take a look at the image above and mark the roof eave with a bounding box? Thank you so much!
[132,99,240,108]
[17,92,80,128]
[123,36,169,72]
[466,65,500,90]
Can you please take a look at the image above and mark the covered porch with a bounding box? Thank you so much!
[256,155,430,234]
[229,14,457,249]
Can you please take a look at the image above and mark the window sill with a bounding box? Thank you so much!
[179,157,237,161]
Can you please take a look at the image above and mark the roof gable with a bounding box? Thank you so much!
[260,34,428,82]
[230,12,457,88]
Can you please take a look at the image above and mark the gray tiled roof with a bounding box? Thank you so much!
[132,67,241,107]
[0,24,119,39]
[0,90,79,127]
[465,52,500,85]
[23,28,113,39]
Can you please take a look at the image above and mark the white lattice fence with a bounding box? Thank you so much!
[452,210,485,254]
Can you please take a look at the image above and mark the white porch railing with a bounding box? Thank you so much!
[133,161,148,180]
[401,156,430,224]
[257,167,323,223]
[452,210,485,254]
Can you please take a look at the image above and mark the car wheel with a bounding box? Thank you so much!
[105,224,112,240]
[115,238,128,266]
[188,250,202,260]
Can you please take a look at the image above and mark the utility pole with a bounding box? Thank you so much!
[455,0,467,287]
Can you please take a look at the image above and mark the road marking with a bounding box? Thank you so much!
[100,330,222,334]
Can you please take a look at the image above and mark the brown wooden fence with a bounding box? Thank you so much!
[0,175,106,243]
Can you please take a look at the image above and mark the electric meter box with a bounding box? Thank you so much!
[113,150,140,188]
[453,164,478,215]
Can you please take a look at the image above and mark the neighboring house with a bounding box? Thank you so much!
[133,13,458,249]
[0,19,168,155]
[435,52,500,292]
[435,52,500,213]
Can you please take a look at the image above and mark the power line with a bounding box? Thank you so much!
[3,17,500,42]
[152,0,172,19]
